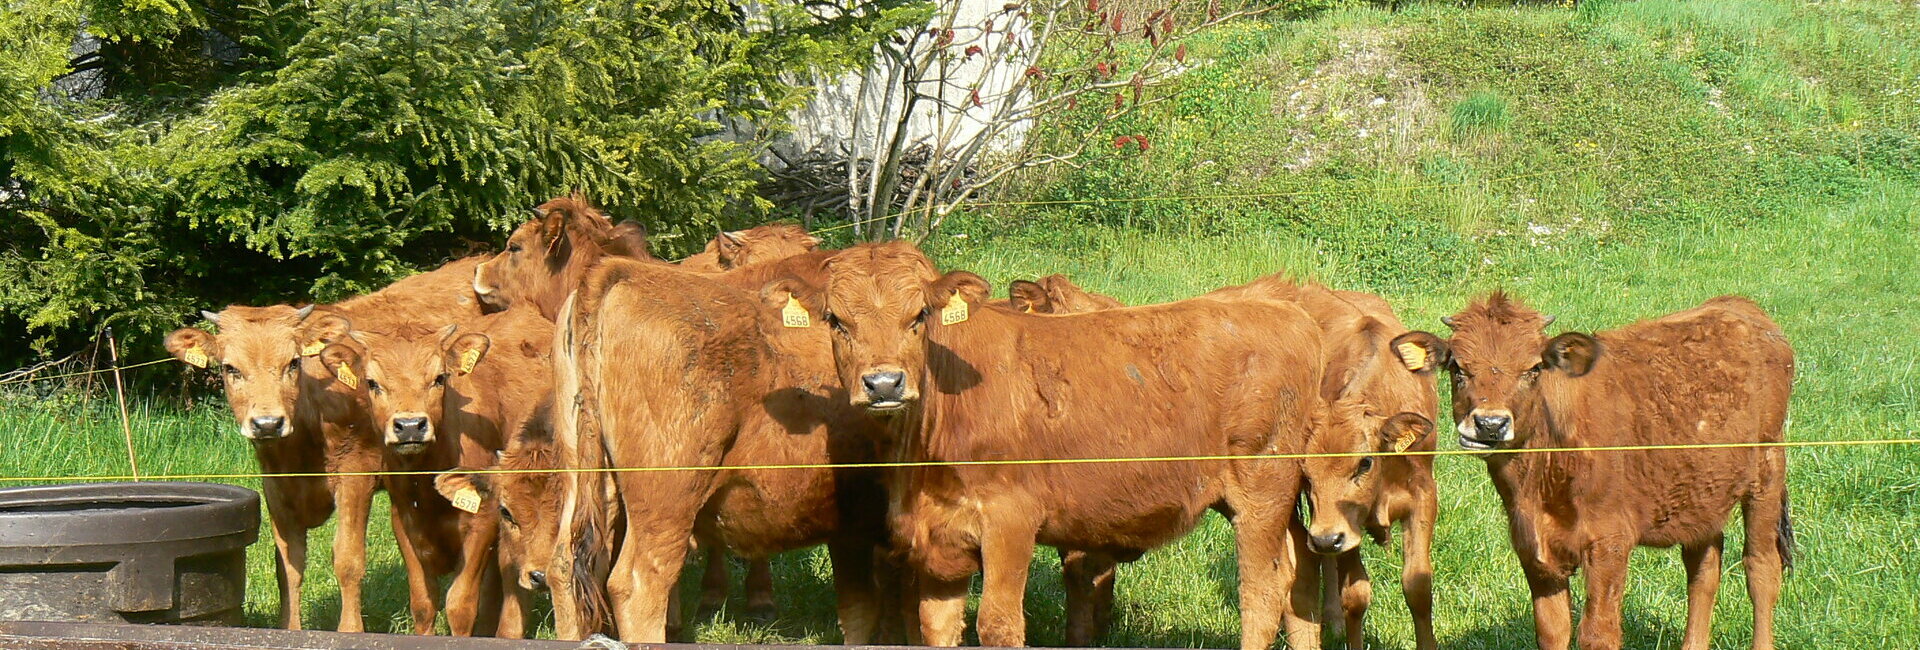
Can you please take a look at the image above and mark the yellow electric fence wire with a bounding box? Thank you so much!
[2,436,1912,484]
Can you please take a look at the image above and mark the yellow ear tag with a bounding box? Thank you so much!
[301,340,327,357]
[940,295,970,325]
[1397,341,1429,371]
[781,296,810,328]
[1393,427,1420,454]
[182,346,211,369]
[451,486,482,514]
[334,363,359,389]
[458,348,481,374]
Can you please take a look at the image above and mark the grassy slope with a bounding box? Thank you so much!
[3,0,1918,646]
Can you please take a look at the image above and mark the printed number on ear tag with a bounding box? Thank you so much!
[1397,341,1429,371]
[451,486,482,514]
[782,296,811,328]
[459,348,481,374]
[182,346,211,369]
[301,341,327,357]
[1393,428,1420,454]
[941,295,970,325]
[335,363,359,389]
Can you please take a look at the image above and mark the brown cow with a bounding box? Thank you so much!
[164,256,487,632]
[1392,293,1794,650]
[551,255,893,643]
[680,224,822,273]
[436,413,564,622]
[1206,279,1441,650]
[314,308,553,636]
[471,197,794,626]
[1004,274,1124,314]
[772,241,1323,649]
[1023,274,1442,649]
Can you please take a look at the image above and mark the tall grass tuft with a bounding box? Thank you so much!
[1450,90,1513,137]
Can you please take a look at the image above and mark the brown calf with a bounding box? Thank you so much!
[163,256,487,632]
[1004,274,1124,314]
[680,225,822,273]
[315,308,553,636]
[472,198,796,629]
[774,241,1323,650]
[1208,279,1441,650]
[552,256,892,643]
[1393,293,1794,650]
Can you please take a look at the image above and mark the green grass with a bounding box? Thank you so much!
[5,0,1920,646]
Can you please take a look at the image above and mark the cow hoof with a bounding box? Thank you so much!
[744,603,778,623]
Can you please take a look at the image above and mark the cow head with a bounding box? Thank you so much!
[1302,404,1434,554]
[1010,274,1124,315]
[438,429,558,592]
[167,304,336,441]
[714,224,820,270]
[770,242,988,413]
[1392,291,1600,451]
[319,322,491,454]
[473,196,650,317]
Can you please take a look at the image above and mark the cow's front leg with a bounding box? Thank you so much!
[975,509,1041,647]
[330,474,377,633]
[1577,535,1633,650]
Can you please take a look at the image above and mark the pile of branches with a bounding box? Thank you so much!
[762,144,980,234]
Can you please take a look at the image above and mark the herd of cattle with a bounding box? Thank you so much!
[164,196,1797,650]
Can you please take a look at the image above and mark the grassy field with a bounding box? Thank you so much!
[4,0,1918,647]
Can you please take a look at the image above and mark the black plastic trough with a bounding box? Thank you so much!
[0,482,259,625]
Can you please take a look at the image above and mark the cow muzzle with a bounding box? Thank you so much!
[243,414,289,441]
[388,414,434,452]
[857,369,914,412]
[1458,409,1514,450]
[1308,530,1356,555]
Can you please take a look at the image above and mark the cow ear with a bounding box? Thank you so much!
[317,343,364,388]
[1388,331,1449,375]
[446,332,492,376]
[300,312,353,357]
[930,271,991,311]
[1377,412,1435,454]
[434,469,492,507]
[599,221,653,260]
[761,276,824,322]
[1543,332,1601,377]
[1007,280,1049,314]
[717,230,746,254]
[537,205,572,262]
[166,328,218,369]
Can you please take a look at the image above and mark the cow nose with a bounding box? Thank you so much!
[862,371,906,401]
[527,570,548,590]
[392,417,430,439]
[1473,414,1511,438]
[250,416,286,437]
[1309,532,1348,554]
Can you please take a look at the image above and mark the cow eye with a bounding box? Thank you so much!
[222,365,242,380]
[823,312,847,335]
[433,373,448,388]
[498,503,516,526]
[912,307,931,328]
[1355,457,1374,476]
[507,243,523,254]
[365,378,383,394]
[285,358,301,375]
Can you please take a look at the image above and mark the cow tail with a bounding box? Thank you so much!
[554,289,615,633]
[1776,491,1796,573]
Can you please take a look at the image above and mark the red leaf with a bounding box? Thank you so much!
[1175,44,1187,63]
[936,29,954,46]
[1113,93,1125,110]
[1087,0,1098,12]
[1003,2,1021,11]
[1114,135,1135,148]
[970,89,984,107]
[1068,96,1078,109]
[1025,65,1045,79]
[1136,135,1152,152]
[1163,15,1174,34]
[1208,0,1220,20]
[1110,12,1124,33]
[1093,62,1111,79]
[965,45,983,57]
